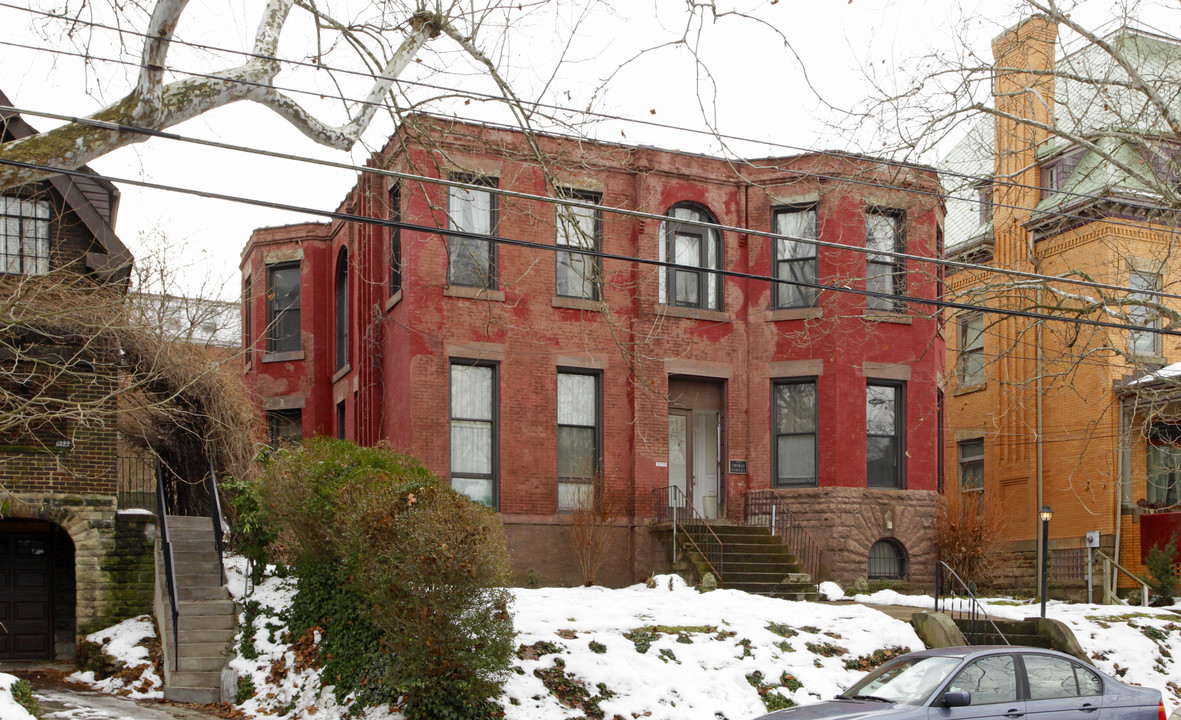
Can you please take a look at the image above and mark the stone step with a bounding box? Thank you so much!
[965,632,1051,648]
[178,585,229,602]
[177,599,235,617]
[177,612,235,632]
[177,655,229,672]
[724,570,811,584]
[164,686,222,704]
[720,561,804,575]
[166,515,217,529]
[726,581,817,595]
[175,571,223,587]
[177,641,230,657]
[762,591,824,602]
[172,550,222,566]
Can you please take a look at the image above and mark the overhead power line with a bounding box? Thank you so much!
[6,100,1181,307]
[3,155,1179,340]
[3,3,1181,215]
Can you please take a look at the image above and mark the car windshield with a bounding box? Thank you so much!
[840,656,963,705]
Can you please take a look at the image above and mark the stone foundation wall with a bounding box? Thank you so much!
[503,517,635,588]
[988,535,1115,602]
[766,487,944,590]
[92,513,156,631]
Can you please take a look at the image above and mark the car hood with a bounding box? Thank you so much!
[760,699,921,720]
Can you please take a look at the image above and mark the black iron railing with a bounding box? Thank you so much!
[206,460,226,585]
[155,461,180,670]
[742,490,825,581]
[117,456,157,512]
[651,486,724,583]
[935,561,1009,645]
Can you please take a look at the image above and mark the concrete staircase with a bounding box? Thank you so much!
[156,515,234,704]
[663,522,822,600]
[954,617,1052,648]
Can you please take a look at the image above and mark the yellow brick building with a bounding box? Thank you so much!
[942,16,1181,598]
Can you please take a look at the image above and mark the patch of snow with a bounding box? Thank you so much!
[66,615,162,699]
[819,582,845,601]
[116,508,156,516]
[0,673,36,720]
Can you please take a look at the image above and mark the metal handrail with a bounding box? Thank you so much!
[155,461,180,671]
[651,486,724,583]
[742,490,826,581]
[935,561,1010,645]
[206,460,226,585]
[1096,551,1150,607]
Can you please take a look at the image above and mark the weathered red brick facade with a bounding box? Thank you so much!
[242,118,946,588]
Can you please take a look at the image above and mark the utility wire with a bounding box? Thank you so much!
[6,101,1181,309]
[3,3,1180,215]
[4,155,1179,339]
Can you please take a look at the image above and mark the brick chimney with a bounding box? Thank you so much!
[991,15,1058,267]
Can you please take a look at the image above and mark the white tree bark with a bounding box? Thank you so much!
[0,1,442,190]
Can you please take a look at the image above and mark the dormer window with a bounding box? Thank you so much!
[1040,149,1084,200]
[0,197,50,275]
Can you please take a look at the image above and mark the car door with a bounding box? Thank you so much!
[1020,653,1103,720]
[931,654,1026,720]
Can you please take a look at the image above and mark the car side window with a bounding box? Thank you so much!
[947,655,1018,705]
[1076,664,1103,697]
[1025,655,1081,699]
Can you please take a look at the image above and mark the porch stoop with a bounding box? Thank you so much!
[658,522,822,600]
[155,515,235,704]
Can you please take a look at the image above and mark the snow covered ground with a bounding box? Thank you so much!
[0,672,36,720]
[28,557,1178,720]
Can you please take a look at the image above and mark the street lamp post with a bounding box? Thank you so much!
[1039,505,1054,618]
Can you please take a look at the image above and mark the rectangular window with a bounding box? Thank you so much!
[773,379,818,486]
[1129,270,1160,357]
[976,183,992,225]
[1041,164,1059,197]
[555,191,601,300]
[336,401,346,440]
[266,262,301,353]
[958,312,985,386]
[243,278,252,362]
[867,381,904,488]
[447,175,497,289]
[773,206,818,308]
[267,409,301,446]
[1147,433,1181,508]
[865,210,904,312]
[450,361,497,507]
[958,439,984,491]
[390,182,402,294]
[557,370,600,511]
[0,197,50,275]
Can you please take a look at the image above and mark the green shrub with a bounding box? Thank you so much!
[11,678,41,719]
[221,474,277,584]
[235,675,256,705]
[258,438,514,720]
[1142,534,1179,604]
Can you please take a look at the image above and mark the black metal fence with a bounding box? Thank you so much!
[651,485,725,582]
[117,455,157,512]
[742,490,826,582]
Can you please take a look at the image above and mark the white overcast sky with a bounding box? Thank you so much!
[1,0,1177,300]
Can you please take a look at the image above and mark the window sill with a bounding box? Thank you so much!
[768,307,822,322]
[385,289,403,311]
[1129,354,1165,366]
[445,285,505,302]
[953,382,987,396]
[263,350,304,363]
[863,312,913,325]
[657,305,730,322]
[243,360,252,375]
[331,364,351,384]
[552,296,602,311]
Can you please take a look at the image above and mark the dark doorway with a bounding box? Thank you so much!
[667,378,725,519]
[0,520,75,660]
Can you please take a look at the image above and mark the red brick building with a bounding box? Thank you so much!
[241,117,946,588]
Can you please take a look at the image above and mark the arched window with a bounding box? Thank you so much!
[335,249,348,371]
[867,539,907,580]
[659,204,722,311]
